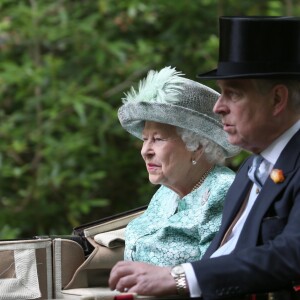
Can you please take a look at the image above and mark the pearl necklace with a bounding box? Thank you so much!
[191,166,214,192]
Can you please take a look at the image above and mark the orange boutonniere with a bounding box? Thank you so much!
[270,169,285,184]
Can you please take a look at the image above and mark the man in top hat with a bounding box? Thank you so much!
[109,16,300,300]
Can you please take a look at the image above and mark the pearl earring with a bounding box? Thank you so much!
[192,160,197,165]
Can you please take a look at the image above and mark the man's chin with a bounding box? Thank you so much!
[227,136,239,145]
[227,136,244,149]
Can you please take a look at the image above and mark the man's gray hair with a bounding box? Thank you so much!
[176,127,226,165]
[253,79,300,112]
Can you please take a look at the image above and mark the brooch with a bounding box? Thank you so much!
[270,169,285,184]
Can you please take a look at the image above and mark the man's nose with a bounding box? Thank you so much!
[213,96,227,115]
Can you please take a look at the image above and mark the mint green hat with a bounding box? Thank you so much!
[118,66,240,158]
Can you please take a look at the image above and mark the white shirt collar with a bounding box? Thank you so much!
[261,120,300,166]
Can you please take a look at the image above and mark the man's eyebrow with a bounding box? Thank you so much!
[217,80,244,90]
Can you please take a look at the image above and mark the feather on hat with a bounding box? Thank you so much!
[123,67,185,104]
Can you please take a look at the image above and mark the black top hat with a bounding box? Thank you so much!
[197,16,300,79]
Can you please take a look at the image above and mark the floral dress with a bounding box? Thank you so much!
[124,165,235,266]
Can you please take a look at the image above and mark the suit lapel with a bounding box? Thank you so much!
[221,160,253,230]
[203,157,253,257]
[235,130,300,249]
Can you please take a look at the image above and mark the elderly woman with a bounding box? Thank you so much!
[117,66,240,267]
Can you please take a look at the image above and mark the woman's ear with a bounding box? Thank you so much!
[192,146,204,163]
[272,84,289,116]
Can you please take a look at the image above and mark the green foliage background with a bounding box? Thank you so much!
[0,0,299,238]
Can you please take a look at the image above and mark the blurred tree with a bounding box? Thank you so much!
[0,0,298,238]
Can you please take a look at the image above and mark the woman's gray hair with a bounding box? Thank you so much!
[176,127,226,165]
[253,79,300,112]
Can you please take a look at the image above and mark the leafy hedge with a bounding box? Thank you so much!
[0,0,296,238]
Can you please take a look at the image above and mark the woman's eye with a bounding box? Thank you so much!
[142,136,166,142]
[154,137,163,141]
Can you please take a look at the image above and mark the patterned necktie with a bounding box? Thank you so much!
[248,155,264,189]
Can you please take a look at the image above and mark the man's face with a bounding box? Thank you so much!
[213,79,278,153]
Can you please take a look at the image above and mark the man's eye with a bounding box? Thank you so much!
[227,91,236,96]
[229,90,240,97]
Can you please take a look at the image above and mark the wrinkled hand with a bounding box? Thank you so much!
[109,261,177,296]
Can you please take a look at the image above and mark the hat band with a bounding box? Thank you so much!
[217,62,300,76]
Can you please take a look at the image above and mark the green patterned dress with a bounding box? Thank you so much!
[124,165,235,266]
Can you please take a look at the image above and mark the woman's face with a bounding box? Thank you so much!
[141,121,193,189]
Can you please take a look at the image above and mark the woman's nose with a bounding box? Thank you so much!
[141,141,154,158]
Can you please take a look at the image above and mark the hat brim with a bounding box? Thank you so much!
[118,102,240,158]
[197,69,300,79]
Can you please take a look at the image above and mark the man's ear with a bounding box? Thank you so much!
[272,84,289,116]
